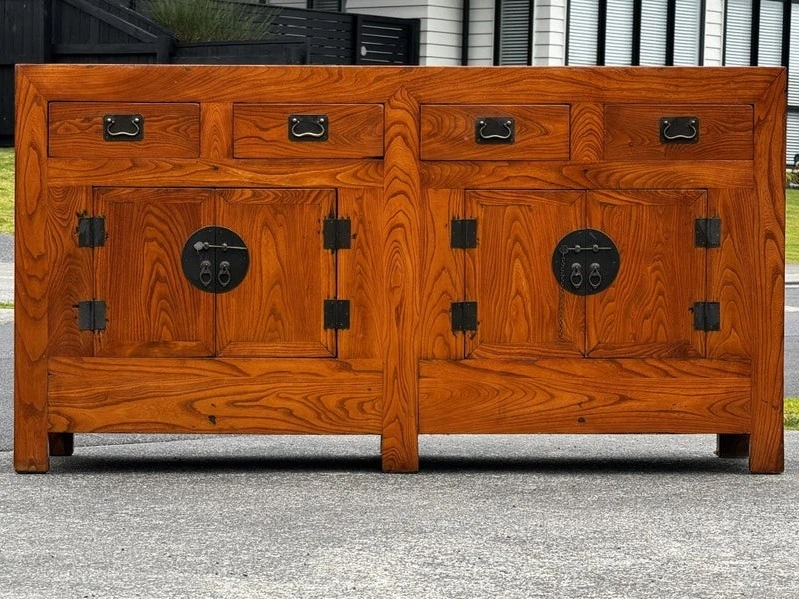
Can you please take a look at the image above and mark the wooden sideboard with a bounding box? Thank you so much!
[15,65,786,473]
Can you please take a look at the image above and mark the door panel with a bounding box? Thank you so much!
[95,188,215,357]
[465,190,585,358]
[586,190,706,358]
[216,189,336,357]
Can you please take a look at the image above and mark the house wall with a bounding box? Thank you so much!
[469,0,494,65]
[533,0,567,65]
[704,0,724,66]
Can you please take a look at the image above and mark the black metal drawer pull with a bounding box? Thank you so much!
[660,116,699,143]
[103,114,143,141]
[289,115,328,141]
[475,117,515,144]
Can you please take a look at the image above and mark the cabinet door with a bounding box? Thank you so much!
[465,190,585,358]
[95,188,215,357]
[586,190,706,358]
[216,189,336,357]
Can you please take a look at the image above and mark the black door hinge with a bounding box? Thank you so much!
[323,217,351,250]
[324,299,350,330]
[451,301,478,332]
[77,214,106,248]
[451,219,477,249]
[695,217,721,248]
[692,302,720,331]
[77,300,106,331]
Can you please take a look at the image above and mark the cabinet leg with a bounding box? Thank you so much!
[14,416,50,473]
[749,430,784,474]
[715,434,749,459]
[381,432,419,473]
[48,433,74,457]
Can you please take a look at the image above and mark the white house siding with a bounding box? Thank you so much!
[469,0,495,65]
[534,0,566,65]
[703,0,724,65]
[347,0,463,65]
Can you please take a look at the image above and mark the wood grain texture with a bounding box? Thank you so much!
[49,102,200,158]
[571,103,604,162]
[381,88,421,472]
[338,187,384,360]
[48,158,383,189]
[749,72,786,474]
[421,105,570,161]
[586,190,706,358]
[48,358,382,434]
[47,186,93,357]
[14,70,50,472]
[95,188,215,357]
[707,188,755,360]
[605,105,753,161]
[421,161,753,190]
[419,359,751,434]
[216,188,335,357]
[234,104,384,159]
[201,103,233,160]
[420,188,464,360]
[466,190,585,358]
[21,65,779,105]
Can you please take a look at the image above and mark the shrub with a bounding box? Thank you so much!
[140,0,280,42]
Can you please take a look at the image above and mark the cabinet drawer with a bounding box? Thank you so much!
[233,104,384,159]
[420,104,570,161]
[604,104,753,160]
[49,102,200,158]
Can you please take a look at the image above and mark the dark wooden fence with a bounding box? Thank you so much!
[0,0,420,145]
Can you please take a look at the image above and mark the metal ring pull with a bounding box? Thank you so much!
[588,262,602,289]
[661,118,698,142]
[218,261,231,288]
[199,260,213,288]
[570,263,583,289]
[477,119,514,141]
[105,115,141,138]
[290,116,326,139]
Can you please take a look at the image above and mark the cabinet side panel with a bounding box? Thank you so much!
[381,88,421,472]
[47,186,93,357]
[420,188,463,360]
[707,188,755,360]
[338,187,384,360]
[749,74,786,473]
[14,71,50,472]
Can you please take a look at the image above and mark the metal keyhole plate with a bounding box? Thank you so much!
[182,226,249,294]
[551,229,620,296]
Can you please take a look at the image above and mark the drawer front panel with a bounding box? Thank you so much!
[604,105,753,160]
[233,104,384,159]
[49,102,200,158]
[421,104,570,161]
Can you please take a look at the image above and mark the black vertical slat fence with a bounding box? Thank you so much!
[0,0,420,145]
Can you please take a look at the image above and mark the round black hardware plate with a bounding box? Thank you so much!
[551,229,620,296]
[182,226,249,294]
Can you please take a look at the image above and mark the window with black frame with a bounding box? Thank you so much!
[494,0,534,65]
[566,0,703,65]
[724,0,793,163]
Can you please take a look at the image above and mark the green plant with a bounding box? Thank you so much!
[786,170,799,188]
[786,398,799,430]
[141,0,280,42]
[0,148,13,235]
[788,189,799,264]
